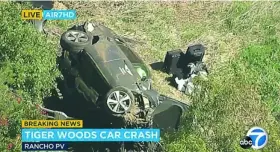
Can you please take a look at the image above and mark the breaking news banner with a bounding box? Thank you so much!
[21,9,76,20]
[22,142,68,151]
[21,120,83,128]
[21,129,160,142]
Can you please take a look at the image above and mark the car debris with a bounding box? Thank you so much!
[38,105,74,120]
[163,44,208,95]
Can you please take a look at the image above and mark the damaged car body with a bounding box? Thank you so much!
[41,21,188,133]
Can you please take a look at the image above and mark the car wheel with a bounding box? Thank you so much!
[60,30,90,53]
[104,86,135,117]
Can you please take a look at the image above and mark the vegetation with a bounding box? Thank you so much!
[0,2,59,151]
[0,1,279,152]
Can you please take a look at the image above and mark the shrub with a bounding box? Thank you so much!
[0,2,59,99]
[0,71,44,152]
[0,2,58,151]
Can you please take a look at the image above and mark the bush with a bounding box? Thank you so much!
[0,71,44,152]
[0,2,58,151]
[0,2,59,99]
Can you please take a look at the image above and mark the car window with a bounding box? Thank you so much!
[117,43,143,64]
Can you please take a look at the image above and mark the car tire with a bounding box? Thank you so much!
[104,86,135,117]
[60,30,90,53]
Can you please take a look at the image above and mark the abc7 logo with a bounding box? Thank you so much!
[240,127,268,149]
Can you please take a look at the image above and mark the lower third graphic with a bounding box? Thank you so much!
[240,126,268,150]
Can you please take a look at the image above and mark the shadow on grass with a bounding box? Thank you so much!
[150,62,164,71]
[150,61,178,89]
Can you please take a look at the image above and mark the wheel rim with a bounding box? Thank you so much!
[107,91,132,114]
[66,31,88,43]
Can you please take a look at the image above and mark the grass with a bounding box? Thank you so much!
[0,1,280,152]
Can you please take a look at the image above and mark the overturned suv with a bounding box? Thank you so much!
[55,22,187,130]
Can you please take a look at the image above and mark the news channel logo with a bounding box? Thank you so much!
[21,10,76,20]
[240,126,268,150]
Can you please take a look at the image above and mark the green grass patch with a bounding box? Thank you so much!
[240,43,280,116]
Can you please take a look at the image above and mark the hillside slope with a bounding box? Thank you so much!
[0,2,279,152]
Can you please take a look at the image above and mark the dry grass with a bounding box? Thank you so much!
[53,1,67,10]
